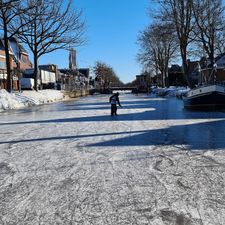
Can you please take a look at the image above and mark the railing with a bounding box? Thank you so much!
[194,81,225,90]
[110,87,135,91]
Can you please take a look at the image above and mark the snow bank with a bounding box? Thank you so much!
[20,90,64,104]
[0,89,28,112]
[151,86,190,98]
[0,89,64,112]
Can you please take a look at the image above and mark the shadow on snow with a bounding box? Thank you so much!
[1,120,225,150]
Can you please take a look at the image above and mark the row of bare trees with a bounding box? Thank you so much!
[0,0,85,92]
[93,61,123,90]
[137,0,225,88]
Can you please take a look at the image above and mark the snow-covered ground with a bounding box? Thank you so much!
[1,93,225,224]
[0,89,64,112]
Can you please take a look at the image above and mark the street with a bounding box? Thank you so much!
[1,93,225,225]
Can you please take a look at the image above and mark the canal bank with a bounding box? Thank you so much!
[62,88,90,98]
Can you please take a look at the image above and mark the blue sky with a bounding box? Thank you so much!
[39,0,151,83]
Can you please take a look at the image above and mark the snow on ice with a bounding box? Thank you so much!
[1,90,225,225]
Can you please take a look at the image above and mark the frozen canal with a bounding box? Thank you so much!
[1,93,225,225]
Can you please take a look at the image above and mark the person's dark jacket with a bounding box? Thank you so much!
[109,94,121,106]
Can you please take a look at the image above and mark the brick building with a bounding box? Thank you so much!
[0,38,32,90]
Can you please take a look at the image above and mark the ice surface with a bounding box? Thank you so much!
[0,93,225,224]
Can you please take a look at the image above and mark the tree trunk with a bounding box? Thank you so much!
[209,50,214,67]
[160,71,164,88]
[3,21,12,92]
[181,48,194,88]
[182,59,192,87]
[165,71,169,88]
[33,53,39,91]
[33,17,39,91]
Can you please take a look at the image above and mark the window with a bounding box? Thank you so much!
[20,55,26,63]
[0,61,5,69]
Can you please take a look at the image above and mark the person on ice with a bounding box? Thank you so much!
[109,92,122,116]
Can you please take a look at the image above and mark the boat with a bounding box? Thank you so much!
[183,82,225,109]
[183,60,225,109]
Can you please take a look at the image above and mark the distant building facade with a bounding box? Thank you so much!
[168,64,187,87]
[135,73,151,92]
[189,54,225,86]
[69,49,77,70]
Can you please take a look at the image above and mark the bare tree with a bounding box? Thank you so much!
[154,0,195,88]
[193,0,225,66]
[137,22,178,87]
[16,0,85,90]
[0,0,31,92]
[216,31,225,55]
